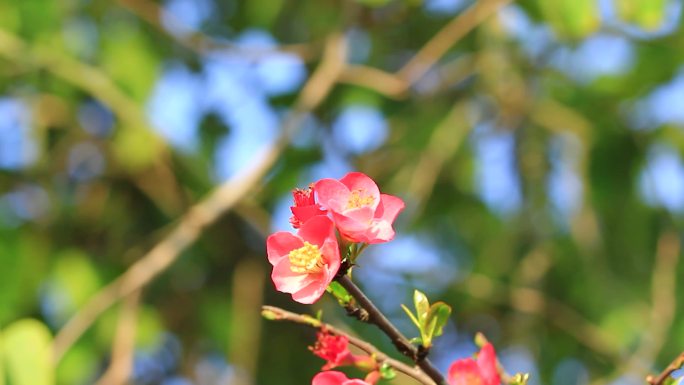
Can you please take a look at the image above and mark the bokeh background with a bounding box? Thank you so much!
[1,0,683,384]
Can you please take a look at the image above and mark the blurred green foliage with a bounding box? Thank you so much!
[0,0,683,385]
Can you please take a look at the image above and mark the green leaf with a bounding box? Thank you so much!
[427,302,452,337]
[2,319,54,385]
[0,329,4,385]
[355,0,392,7]
[112,126,163,172]
[537,0,600,39]
[413,289,430,325]
[327,281,353,305]
[379,363,397,380]
[616,0,667,31]
[400,304,421,329]
[422,315,438,348]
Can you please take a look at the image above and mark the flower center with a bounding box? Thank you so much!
[346,189,375,210]
[289,242,325,274]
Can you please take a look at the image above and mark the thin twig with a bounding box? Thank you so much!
[397,0,513,85]
[335,275,446,385]
[646,352,684,385]
[262,306,436,385]
[51,33,348,364]
[94,290,142,385]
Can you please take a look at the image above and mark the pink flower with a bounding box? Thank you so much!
[312,371,371,385]
[267,216,340,304]
[310,331,356,370]
[290,185,328,229]
[447,343,500,385]
[314,172,404,244]
[310,331,375,371]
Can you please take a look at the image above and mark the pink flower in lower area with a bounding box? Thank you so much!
[447,343,500,385]
[310,331,355,370]
[290,185,327,229]
[314,172,404,244]
[312,371,372,385]
[267,216,340,304]
[310,330,375,371]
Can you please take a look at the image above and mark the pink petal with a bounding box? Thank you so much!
[266,232,303,265]
[477,343,500,385]
[448,359,484,385]
[374,194,405,223]
[271,257,314,294]
[312,371,350,385]
[298,216,336,248]
[340,173,380,201]
[365,220,395,244]
[346,381,371,385]
[321,240,341,276]
[291,276,329,304]
[315,179,350,212]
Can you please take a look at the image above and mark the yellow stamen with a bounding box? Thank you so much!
[346,189,375,209]
[288,242,325,273]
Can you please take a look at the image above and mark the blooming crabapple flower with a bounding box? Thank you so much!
[447,343,500,385]
[314,172,404,244]
[311,371,372,385]
[310,330,375,370]
[310,331,356,370]
[290,185,327,229]
[267,216,340,304]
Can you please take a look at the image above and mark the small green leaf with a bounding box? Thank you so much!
[408,337,422,344]
[474,332,489,348]
[413,290,430,324]
[422,315,438,348]
[401,304,421,329]
[327,281,353,305]
[427,302,452,337]
[379,363,397,380]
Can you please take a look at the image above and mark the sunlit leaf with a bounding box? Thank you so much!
[2,319,53,385]
[616,0,667,31]
[413,289,430,324]
[427,301,451,337]
[401,304,421,329]
[537,0,600,39]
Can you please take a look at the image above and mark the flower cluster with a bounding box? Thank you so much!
[267,172,404,304]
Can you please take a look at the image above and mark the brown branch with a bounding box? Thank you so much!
[51,33,348,364]
[262,306,436,385]
[397,0,513,85]
[335,275,446,385]
[338,65,409,99]
[647,352,684,385]
[93,290,142,385]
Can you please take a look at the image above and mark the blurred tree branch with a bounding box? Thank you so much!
[647,352,684,385]
[93,290,142,385]
[397,0,514,85]
[51,32,349,364]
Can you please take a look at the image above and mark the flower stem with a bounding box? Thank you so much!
[335,275,447,385]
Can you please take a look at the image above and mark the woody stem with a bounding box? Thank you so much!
[335,274,447,385]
